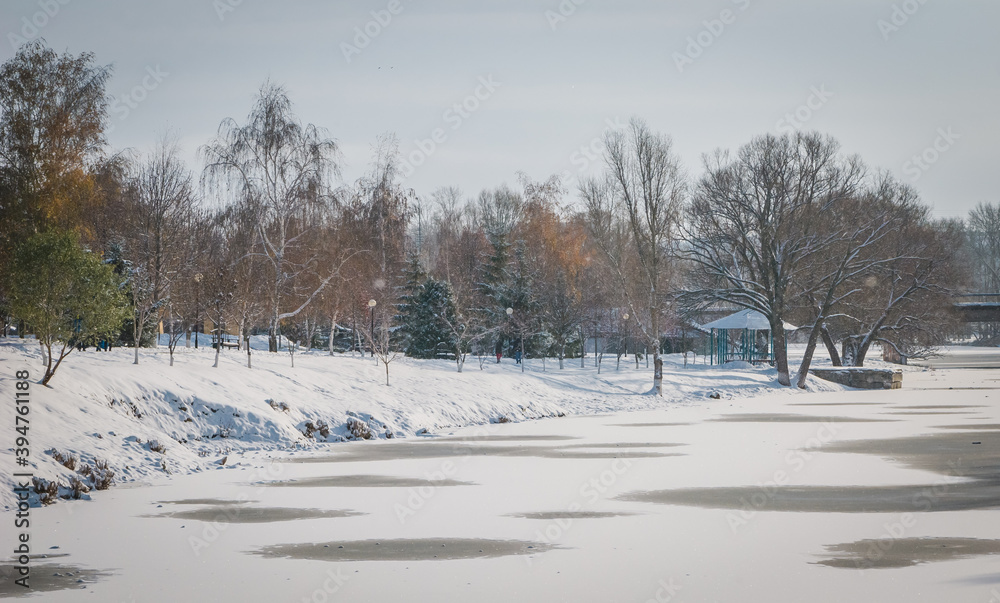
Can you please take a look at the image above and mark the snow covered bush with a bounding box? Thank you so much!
[51,449,77,470]
[303,420,331,439]
[32,477,59,505]
[67,476,91,499]
[80,460,115,491]
[267,399,290,412]
[346,417,373,440]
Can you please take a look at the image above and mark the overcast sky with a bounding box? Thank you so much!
[3,0,997,218]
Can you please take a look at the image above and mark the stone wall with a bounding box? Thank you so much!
[809,368,902,390]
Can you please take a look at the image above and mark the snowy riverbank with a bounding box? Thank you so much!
[0,336,868,510]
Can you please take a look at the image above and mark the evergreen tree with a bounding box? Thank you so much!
[500,242,542,357]
[7,231,129,385]
[412,277,458,359]
[398,256,458,359]
[396,254,428,353]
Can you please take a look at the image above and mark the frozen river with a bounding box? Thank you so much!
[6,352,1000,602]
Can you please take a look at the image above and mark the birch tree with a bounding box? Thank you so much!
[202,81,341,352]
[581,118,684,395]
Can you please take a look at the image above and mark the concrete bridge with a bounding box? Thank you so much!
[953,294,1000,322]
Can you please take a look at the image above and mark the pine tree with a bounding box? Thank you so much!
[397,254,427,353]
[411,278,458,359]
[397,256,458,359]
[500,242,542,358]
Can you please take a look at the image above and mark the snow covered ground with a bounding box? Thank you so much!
[6,340,1000,601]
[0,336,849,511]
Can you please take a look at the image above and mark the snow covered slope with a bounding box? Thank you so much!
[0,337,849,510]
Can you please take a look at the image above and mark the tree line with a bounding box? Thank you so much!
[0,41,983,389]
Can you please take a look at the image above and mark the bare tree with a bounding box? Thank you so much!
[207,201,270,368]
[962,203,1000,341]
[119,136,196,364]
[966,202,1000,293]
[682,132,863,386]
[791,173,917,386]
[833,213,964,366]
[202,81,341,353]
[426,186,468,282]
[360,306,400,386]
[581,118,685,394]
[161,205,209,366]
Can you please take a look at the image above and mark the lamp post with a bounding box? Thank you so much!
[505,307,513,365]
[506,307,524,373]
[194,273,203,349]
[368,299,377,357]
[622,312,629,363]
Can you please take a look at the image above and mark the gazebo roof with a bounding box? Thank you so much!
[700,309,797,332]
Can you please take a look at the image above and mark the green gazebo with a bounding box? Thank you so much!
[703,309,797,366]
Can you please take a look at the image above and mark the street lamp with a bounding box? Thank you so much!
[194,273,203,349]
[622,313,629,360]
[506,307,525,373]
[368,299,377,357]
[505,307,513,364]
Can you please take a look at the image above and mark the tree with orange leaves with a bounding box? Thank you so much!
[1,41,114,336]
[0,41,112,257]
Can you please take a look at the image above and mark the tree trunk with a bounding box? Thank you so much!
[820,326,841,366]
[771,321,791,386]
[329,316,337,355]
[41,342,69,386]
[169,350,174,367]
[133,313,142,365]
[652,309,662,395]
[213,342,221,368]
[855,334,877,367]
[841,338,858,367]
[384,362,390,386]
[41,342,53,384]
[580,326,585,368]
[245,336,253,368]
[559,346,564,370]
[795,323,823,389]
